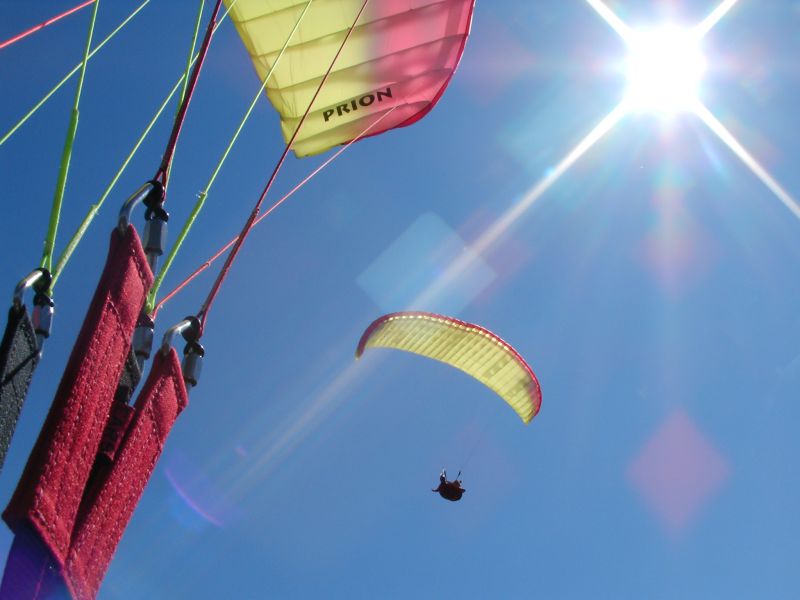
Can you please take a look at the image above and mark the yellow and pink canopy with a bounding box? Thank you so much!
[356,312,542,424]
[224,0,475,156]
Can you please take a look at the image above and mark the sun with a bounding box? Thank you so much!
[624,26,707,114]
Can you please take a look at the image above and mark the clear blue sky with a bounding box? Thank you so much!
[1,1,800,598]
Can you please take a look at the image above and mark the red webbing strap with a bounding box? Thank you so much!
[3,226,152,569]
[65,349,187,600]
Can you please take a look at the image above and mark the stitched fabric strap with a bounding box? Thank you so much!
[65,349,187,600]
[0,306,40,471]
[3,226,152,568]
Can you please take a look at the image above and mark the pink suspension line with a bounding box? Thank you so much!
[153,105,398,316]
[0,0,97,51]
[153,0,223,191]
[195,0,371,332]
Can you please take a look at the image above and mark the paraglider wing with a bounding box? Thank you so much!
[224,0,475,156]
[356,312,542,424]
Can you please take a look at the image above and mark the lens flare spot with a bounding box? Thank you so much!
[164,451,242,530]
[356,212,496,316]
[628,410,730,534]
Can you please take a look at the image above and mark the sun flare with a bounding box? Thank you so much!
[624,26,706,114]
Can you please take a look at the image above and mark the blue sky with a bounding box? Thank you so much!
[1,1,800,598]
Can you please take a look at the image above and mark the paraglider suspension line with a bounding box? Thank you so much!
[154,0,223,192]
[196,0,372,332]
[152,104,399,316]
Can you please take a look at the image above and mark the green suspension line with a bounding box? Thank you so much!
[50,2,237,291]
[0,0,152,149]
[181,0,206,108]
[145,0,314,315]
[40,0,100,275]
[166,0,206,183]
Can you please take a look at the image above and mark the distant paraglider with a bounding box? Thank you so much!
[433,470,465,502]
[355,312,542,423]
[356,311,541,503]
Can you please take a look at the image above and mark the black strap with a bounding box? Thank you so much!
[0,306,40,472]
[114,346,142,406]
[85,347,142,500]
[98,347,142,464]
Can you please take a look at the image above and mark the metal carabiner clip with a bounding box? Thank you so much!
[12,268,54,352]
[161,316,205,389]
[118,180,167,273]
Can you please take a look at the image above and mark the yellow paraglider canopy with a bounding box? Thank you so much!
[223,0,475,156]
[356,312,541,423]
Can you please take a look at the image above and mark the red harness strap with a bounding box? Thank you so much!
[65,349,187,600]
[3,226,152,568]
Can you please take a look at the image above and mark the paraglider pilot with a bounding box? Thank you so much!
[433,469,465,502]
